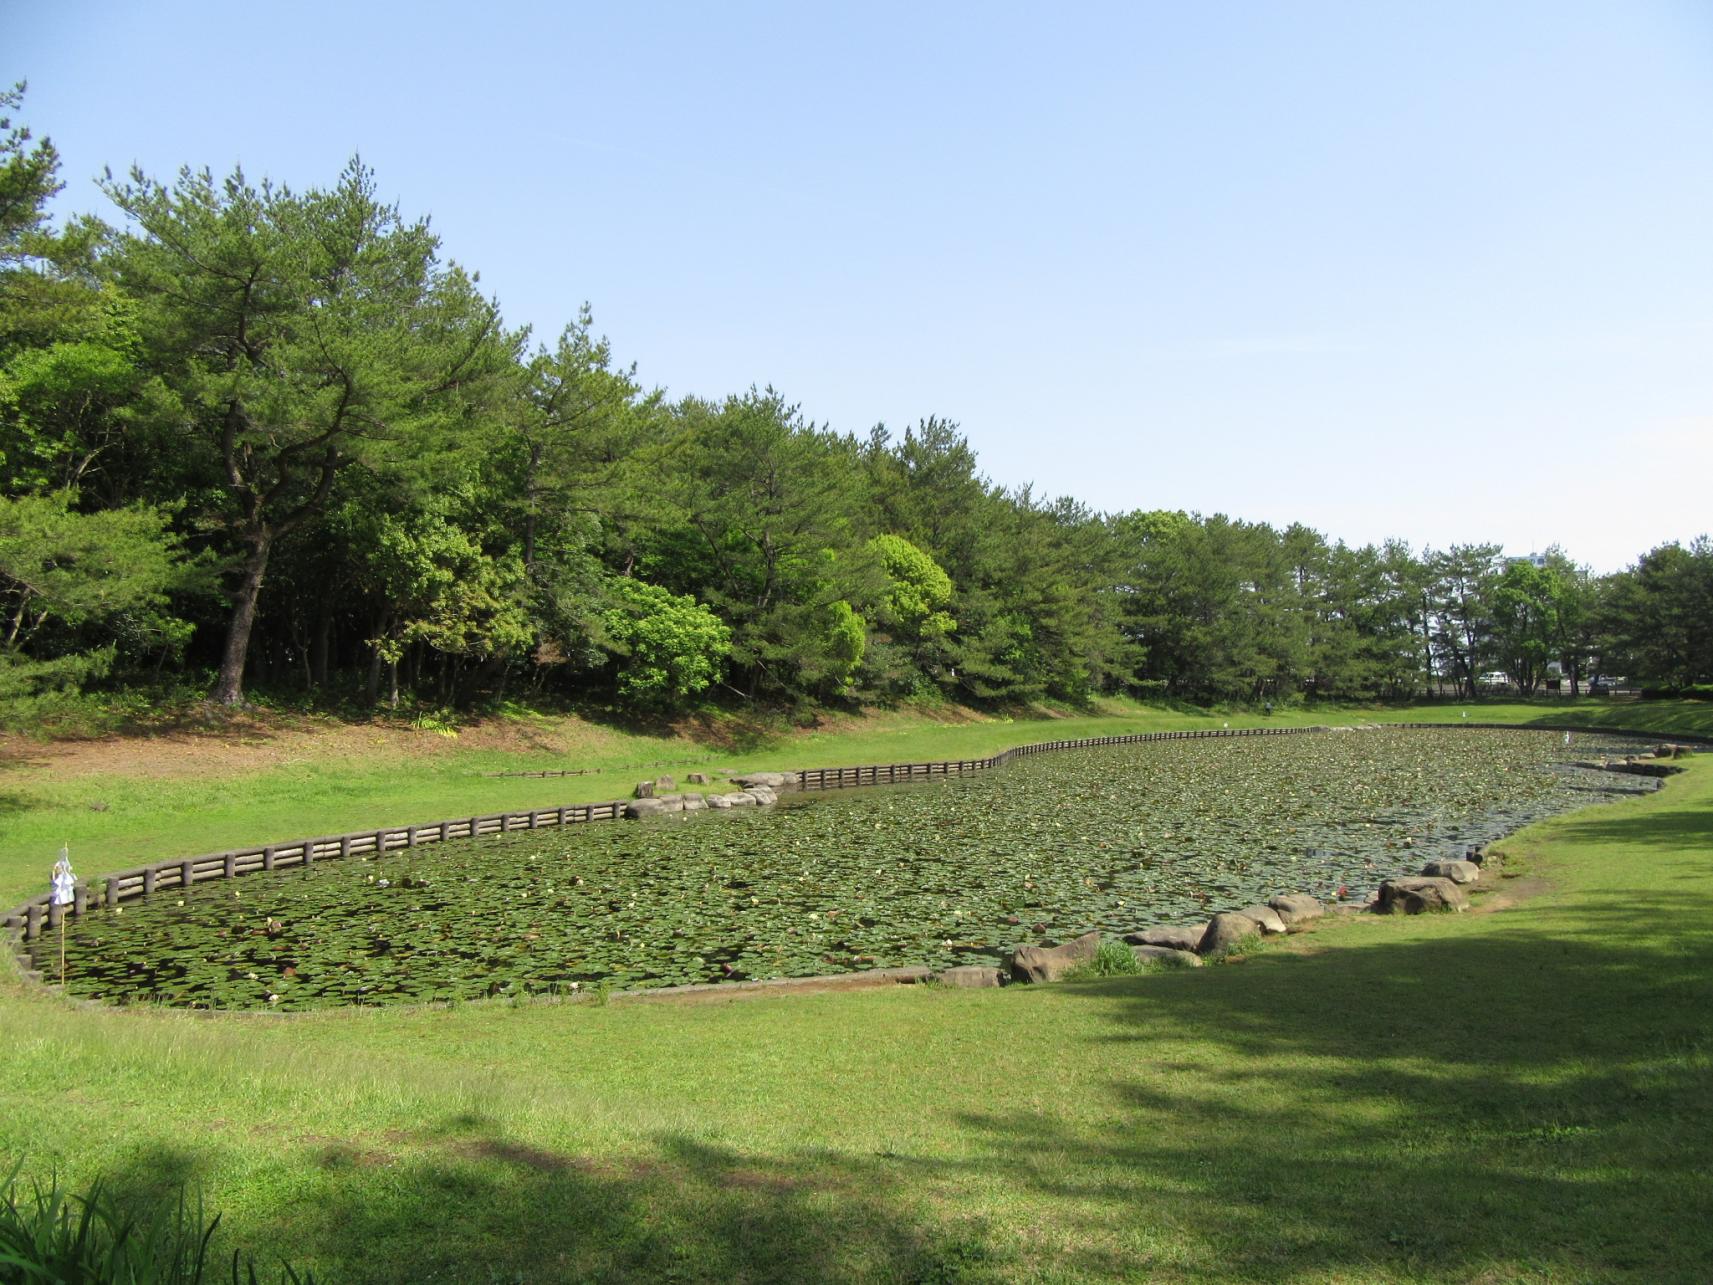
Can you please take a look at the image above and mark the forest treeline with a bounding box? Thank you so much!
[2,88,1710,719]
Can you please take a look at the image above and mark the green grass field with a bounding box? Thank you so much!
[2,698,1711,1281]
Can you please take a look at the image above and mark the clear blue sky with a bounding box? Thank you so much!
[12,1,1713,572]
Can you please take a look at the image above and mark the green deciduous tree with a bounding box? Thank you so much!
[599,577,731,705]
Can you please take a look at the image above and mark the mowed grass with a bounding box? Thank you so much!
[1,700,1710,1280]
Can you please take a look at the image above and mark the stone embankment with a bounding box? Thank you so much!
[625,772,791,817]
[930,849,1485,989]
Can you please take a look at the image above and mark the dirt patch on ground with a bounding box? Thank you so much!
[0,710,649,781]
[1470,874,1554,914]
[0,701,1007,783]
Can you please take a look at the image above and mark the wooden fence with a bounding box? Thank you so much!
[2,798,629,950]
[795,724,1320,790]
[4,720,1704,976]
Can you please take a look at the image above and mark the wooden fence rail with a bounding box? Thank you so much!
[4,720,1703,978]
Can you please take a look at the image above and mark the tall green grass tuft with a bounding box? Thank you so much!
[1063,939,1147,979]
[0,1162,312,1284]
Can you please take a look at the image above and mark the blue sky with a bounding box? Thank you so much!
[12,1,1713,572]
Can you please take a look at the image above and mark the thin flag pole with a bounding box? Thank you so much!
[51,843,75,987]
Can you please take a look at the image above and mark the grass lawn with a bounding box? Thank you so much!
[2,698,1711,1280]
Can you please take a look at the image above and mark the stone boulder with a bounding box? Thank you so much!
[732,771,793,790]
[1267,894,1324,930]
[625,798,670,819]
[933,965,1005,988]
[1198,912,1263,955]
[1130,945,1202,968]
[726,792,757,807]
[655,774,676,791]
[1419,859,1480,885]
[680,795,706,812]
[687,772,710,784]
[633,781,655,799]
[1377,876,1469,914]
[1236,905,1288,935]
[705,793,734,809]
[1010,931,1101,983]
[1124,924,1204,952]
[742,786,778,807]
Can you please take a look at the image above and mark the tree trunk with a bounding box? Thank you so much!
[212,532,273,705]
[311,610,331,689]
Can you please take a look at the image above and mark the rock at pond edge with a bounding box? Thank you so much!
[1377,877,1469,914]
[933,966,1006,988]
[1125,924,1204,952]
[1236,905,1289,935]
[1418,859,1479,884]
[1130,945,1202,968]
[1267,894,1324,929]
[1010,931,1101,983]
[1198,913,1263,955]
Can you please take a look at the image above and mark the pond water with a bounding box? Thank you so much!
[40,728,1654,1009]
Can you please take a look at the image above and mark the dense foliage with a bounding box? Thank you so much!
[2,86,1708,716]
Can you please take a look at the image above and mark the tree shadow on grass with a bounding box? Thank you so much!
[978,909,1713,1282]
[217,1115,978,1284]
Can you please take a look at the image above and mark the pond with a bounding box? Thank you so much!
[38,728,1654,1009]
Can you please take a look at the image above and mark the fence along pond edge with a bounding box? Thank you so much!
[4,720,1702,991]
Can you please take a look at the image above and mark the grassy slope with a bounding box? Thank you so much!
[1,700,1710,1281]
